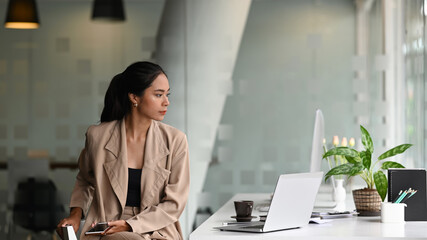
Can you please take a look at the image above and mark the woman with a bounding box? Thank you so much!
[56,61,190,240]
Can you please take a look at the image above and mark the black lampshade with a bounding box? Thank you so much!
[4,0,40,29]
[92,0,126,22]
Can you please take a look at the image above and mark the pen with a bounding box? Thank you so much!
[398,189,412,203]
[395,190,408,204]
[401,190,417,203]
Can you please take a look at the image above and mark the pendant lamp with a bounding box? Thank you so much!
[4,0,40,29]
[92,0,126,22]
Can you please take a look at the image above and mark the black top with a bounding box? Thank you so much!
[125,168,142,207]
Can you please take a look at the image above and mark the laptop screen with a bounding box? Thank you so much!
[263,172,323,232]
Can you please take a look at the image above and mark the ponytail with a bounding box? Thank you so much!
[100,73,129,122]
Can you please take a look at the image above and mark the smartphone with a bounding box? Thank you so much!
[85,222,111,235]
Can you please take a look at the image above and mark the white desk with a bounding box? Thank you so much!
[190,193,427,240]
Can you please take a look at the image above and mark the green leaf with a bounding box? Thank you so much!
[345,155,360,164]
[323,147,359,159]
[348,162,364,176]
[378,144,413,160]
[374,171,388,202]
[381,161,405,170]
[360,150,371,170]
[360,125,374,153]
[324,163,354,181]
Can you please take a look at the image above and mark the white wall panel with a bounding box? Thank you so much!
[156,0,251,236]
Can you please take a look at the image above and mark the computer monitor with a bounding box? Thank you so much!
[310,109,324,173]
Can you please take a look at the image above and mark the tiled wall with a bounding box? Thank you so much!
[0,0,165,193]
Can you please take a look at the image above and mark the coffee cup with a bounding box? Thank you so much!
[234,200,253,217]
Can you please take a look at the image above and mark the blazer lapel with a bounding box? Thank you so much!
[143,121,170,164]
[140,121,170,208]
[103,120,128,211]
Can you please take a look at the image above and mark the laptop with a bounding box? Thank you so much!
[62,225,78,240]
[215,172,323,233]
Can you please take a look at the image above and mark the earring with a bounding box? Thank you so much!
[133,103,138,107]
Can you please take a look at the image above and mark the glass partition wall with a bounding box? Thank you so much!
[0,0,426,239]
[403,0,426,169]
[204,0,357,210]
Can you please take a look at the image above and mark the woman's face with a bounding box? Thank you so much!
[133,73,170,121]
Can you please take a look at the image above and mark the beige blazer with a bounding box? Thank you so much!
[69,120,190,240]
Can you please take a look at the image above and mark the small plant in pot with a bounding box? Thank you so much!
[323,125,412,216]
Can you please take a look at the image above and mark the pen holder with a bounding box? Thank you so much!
[381,202,406,223]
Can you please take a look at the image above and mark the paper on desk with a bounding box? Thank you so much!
[311,210,358,219]
[309,217,332,224]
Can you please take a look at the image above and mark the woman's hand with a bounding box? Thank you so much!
[103,220,132,234]
[56,207,82,239]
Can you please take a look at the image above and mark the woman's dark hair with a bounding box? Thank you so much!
[100,61,166,122]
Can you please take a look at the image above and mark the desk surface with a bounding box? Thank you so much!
[190,193,427,240]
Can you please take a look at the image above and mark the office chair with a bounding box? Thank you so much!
[8,159,65,240]
[7,159,49,208]
[12,177,65,240]
[0,190,7,240]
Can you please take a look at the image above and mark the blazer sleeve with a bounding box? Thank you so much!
[126,135,190,233]
[69,135,95,218]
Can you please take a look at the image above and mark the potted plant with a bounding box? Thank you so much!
[323,125,412,216]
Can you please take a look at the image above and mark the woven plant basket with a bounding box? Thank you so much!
[352,188,381,216]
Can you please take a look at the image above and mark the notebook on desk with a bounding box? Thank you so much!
[388,168,427,221]
[215,172,323,233]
